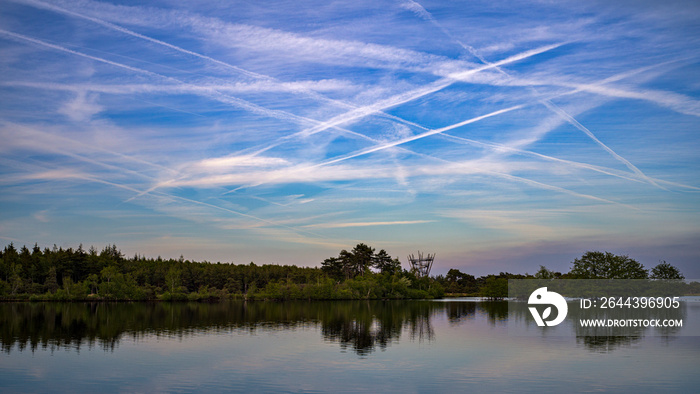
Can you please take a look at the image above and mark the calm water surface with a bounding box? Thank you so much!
[1,300,698,393]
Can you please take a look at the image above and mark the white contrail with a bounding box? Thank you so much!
[0,28,165,77]
[247,42,566,156]
[440,131,699,191]
[305,102,638,208]
[3,13,646,207]
[401,0,491,62]
[12,0,269,81]
[2,121,177,176]
[149,192,327,239]
[225,101,643,209]
[2,156,148,195]
[441,133,646,185]
[122,177,185,203]
[4,155,326,239]
[3,28,673,205]
[0,28,454,198]
[440,133,643,182]
[229,88,679,203]
[14,0,440,131]
[0,11,434,149]
[482,170,636,209]
[0,29,302,127]
[316,105,524,167]
[5,2,570,175]
[404,0,664,190]
[518,59,700,118]
[222,104,524,192]
[0,29,383,144]
[18,0,684,195]
[539,101,664,189]
[0,32,424,200]
[217,156,633,209]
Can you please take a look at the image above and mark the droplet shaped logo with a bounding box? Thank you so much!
[528,287,568,327]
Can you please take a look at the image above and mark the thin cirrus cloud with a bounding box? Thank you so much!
[302,220,435,229]
[0,0,698,276]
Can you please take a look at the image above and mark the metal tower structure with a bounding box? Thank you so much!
[408,251,435,278]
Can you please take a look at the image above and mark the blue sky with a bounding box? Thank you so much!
[1,0,699,277]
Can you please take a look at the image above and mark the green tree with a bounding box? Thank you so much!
[165,266,182,293]
[650,260,684,280]
[86,273,100,294]
[373,249,401,275]
[1,243,19,282]
[444,269,477,293]
[321,257,344,281]
[9,264,24,295]
[534,265,560,279]
[350,243,374,276]
[480,276,508,300]
[44,266,59,293]
[62,276,74,298]
[568,251,648,279]
[100,266,119,295]
[324,244,377,280]
[0,242,449,300]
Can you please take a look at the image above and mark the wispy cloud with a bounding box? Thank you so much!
[1,0,698,273]
[195,155,290,170]
[303,220,434,229]
[316,105,525,167]
[401,1,663,191]
[235,42,565,169]
[11,0,268,80]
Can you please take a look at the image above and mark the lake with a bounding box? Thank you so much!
[1,300,698,393]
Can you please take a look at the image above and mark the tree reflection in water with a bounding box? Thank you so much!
[0,300,682,355]
[321,302,396,356]
[0,301,441,356]
[445,302,476,323]
[576,336,642,353]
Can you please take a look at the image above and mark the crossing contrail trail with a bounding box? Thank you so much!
[243,42,566,158]
[1,121,177,176]
[3,6,644,209]
[224,102,640,209]
[12,0,269,80]
[540,100,663,189]
[403,0,664,190]
[0,28,389,146]
[2,27,658,206]
[0,28,462,201]
[13,0,444,132]
[315,105,524,167]
[11,0,565,153]
[10,0,592,200]
[1,154,327,239]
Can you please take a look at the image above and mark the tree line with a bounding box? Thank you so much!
[435,250,688,298]
[0,243,688,301]
[0,242,442,301]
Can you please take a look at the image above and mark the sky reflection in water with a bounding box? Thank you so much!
[0,301,698,393]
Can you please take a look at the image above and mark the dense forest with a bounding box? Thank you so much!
[0,243,446,301]
[0,243,690,301]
